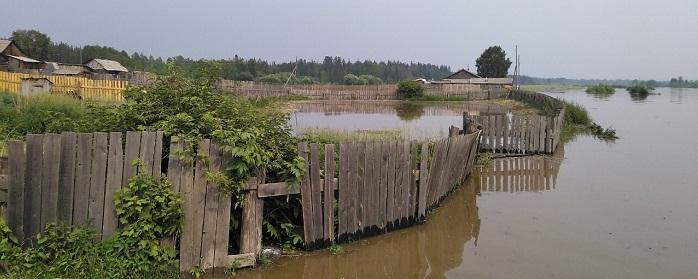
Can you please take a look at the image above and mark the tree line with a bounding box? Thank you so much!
[6,29,452,84]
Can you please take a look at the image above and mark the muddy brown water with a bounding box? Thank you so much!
[233,88,698,278]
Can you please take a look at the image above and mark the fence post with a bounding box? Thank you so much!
[240,170,264,257]
[7,141,25,239]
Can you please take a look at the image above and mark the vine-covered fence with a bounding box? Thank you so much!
[2,127,481,273]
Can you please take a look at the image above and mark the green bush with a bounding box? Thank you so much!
[563,101,591,126]
[0,173,182,278]
[586,84,615,95]
[626,85,651,95]
[396,80,424,99]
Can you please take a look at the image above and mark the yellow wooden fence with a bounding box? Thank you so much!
[0,71,127,102]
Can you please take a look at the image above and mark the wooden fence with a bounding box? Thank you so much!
[470,91,566,154]
[219,81,509,100]
[0,71,127,102]
[294,129,480,248]
[3,127,481,273]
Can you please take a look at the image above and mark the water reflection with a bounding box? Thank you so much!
[476,149,564,194]
[628,91,650,102]
[235,173,482,279]
[394,102,425,121]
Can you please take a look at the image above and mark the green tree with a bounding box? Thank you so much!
[475,46,512,78]
[395,80,424,99]
[11,29,51,60]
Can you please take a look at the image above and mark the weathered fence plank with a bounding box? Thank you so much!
[7,141,25,238]
[25,134,44,237]
[40,134,61,229]
[57,133,76,224]
[102,132,123,239]
[88,132,108,236]
[298,143,315,248]
[324,144,335,243]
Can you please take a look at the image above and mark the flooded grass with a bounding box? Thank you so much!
[298,127,405,144]
[520,84,585,92]
[481,98,541,115]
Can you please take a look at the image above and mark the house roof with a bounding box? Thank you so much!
[85,58,128,72]
[0,40,11,52]
[7,55,41,63]
[444,69,481,80]
[53,64,91,75]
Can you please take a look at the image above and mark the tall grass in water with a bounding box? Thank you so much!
[561,100,617,142]
[298,127,404,144]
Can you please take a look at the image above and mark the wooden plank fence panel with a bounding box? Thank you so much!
[338,143,348,240]
[362,143,372,232]
[356,143,365,234]
[73,133,93,226]
[103,132,123,239]
[123,131,141,181]
[24,134,44,237]
[7,141,25,239]
[323,144,335,243]
[139,132,156,176]
[178,144,196,272]
[298,143,315,248]
[40,134,61,230]
[347,143,357,238]
[212,149,232,268]
[190,139,211,266]
[309,144,324,246]
[385,141,396,228]
[57,132,76,224]
[417,143,429,219]
[201,142,222,269]
[88,132,108,236]
[378,141,388,230]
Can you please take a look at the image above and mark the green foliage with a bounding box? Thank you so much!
[561,100,619,142]
[262,197,305,250]
[396,80,425,99]
[475,152,493,168]
[476,46,512,78]
[0,173,182,278]
[626,85,653,96]
[329,244,345,255]
[563,101,591,126]
[343,74,384,85]
[11,29,51,60]
[585,84,616,95]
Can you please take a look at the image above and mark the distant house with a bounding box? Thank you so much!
[6,55,43,72]
[44,62,92,76]
[0,39,29,71]
[443,69,481,80]
[83,58,128,76]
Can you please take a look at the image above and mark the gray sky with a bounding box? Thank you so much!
[2,0,697,80]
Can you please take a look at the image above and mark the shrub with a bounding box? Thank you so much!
[0,173,182,278]
[343,74,368,85]
[586,84,615,95]
[626,85,651,95]
[563,100,591,126]
[396,80,424,99]
[359,75,383,85]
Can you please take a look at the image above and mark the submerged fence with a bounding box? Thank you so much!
[3,127,481,273]
[472,91,566,154]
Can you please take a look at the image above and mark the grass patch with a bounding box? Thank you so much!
[329,243,345,255]
[585,84,615,95]
[482,98,541,115]
[561,100,618,142]
[298,128,404,145]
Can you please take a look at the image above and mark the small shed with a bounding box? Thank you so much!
[20,77,53,96]
[443,69,481,80]
[83,58,128,76]
[7,55,42,72]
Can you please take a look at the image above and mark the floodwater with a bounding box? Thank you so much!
[236,88,698,279]
[289,100,514,139]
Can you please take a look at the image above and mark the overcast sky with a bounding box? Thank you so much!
[2,0,697,80]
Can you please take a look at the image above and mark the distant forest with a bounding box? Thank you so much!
[521,75,698,88]
[6,29,453,84]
